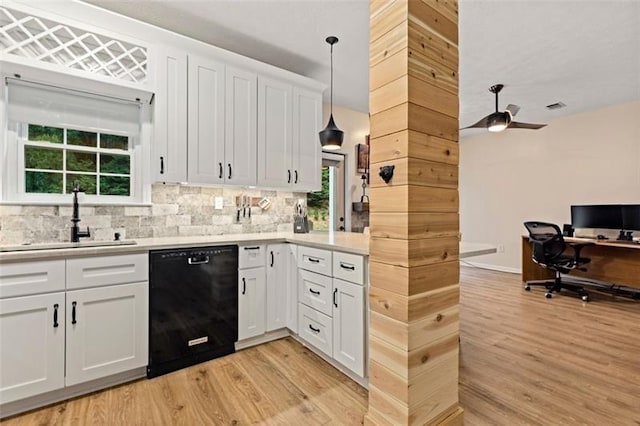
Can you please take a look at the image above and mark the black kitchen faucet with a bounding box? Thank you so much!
[70,181,90,243]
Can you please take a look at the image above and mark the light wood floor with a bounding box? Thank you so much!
[4,267,639,425]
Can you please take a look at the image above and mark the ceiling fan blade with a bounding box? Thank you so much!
[506,104,520,117]
[509,121,547,130]
[461,115,491,130]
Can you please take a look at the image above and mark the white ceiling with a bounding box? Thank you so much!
[84,0,640,130]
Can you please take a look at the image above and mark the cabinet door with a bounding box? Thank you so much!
[238,268,266,340]
[226,67,257,186]
[332,279,365,377]
[0,292,65,404]
[188,55,226,184]
[266,244,287,332]
[286,244,298,333]
[257,76,293,188]
[154,47,187,182]
[292,87,323,191]
[66,282,148,386]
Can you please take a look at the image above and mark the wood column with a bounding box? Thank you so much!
[366,1,461,425]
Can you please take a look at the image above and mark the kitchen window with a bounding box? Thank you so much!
[2,78,147,204]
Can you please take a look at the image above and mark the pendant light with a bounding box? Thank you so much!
[319,36,343,151]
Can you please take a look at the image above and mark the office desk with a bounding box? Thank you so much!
[521,236,640,289]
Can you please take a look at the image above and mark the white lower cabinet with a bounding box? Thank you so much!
[65,282,148,386]
[332,279,365,377]
[238,267,266,340]
[266,244,287,332]
[298,303,333,357]
[0,292,65,404]
[285,244,298,333]
[296,251,367,378]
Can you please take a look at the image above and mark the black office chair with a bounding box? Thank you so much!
[523,221,592,301]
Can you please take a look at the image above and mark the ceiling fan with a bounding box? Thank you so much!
[462,84,547,132]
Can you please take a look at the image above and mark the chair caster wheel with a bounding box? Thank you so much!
[524,285,531,291]
[581,295,589,302]
[545,292,553,299]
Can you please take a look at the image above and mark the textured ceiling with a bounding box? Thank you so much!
[84,0,640,129]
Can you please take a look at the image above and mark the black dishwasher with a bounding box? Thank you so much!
[148,245,238,378]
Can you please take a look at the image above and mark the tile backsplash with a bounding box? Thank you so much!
[0,184,305,245]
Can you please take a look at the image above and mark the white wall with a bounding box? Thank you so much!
[460,101,640,271]
[322,104,370,231]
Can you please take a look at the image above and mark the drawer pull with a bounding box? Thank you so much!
[53,304,59,328]
[309,324,320,333]
[309,288,320,295]
[244,246,261,251]
[307,257,320,264]
[71,301,77,324]
[339,262,355,271]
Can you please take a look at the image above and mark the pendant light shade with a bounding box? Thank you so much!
[319,36,343,151]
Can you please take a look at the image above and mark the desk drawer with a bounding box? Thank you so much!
[66,253,148,290]
[298,303,333,357]
[332,252,365,285]
[298,269,333,317]
[0,260,65,298]
[298,246,332,276]
[239,245,266,269]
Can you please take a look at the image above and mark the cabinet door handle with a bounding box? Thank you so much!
[287,169,291,184]
[242,278,246,295]
[160,156,165,174]
[270,251,274,267]
[333,288,338,308]
[340,262,355,271]
[71,301,77,324]
[219,162,223,179]
[308,257,320,264]
[309,288,320,295]
[309,324,320,333]
[294,170,298,184]
[228,163,232,180]
[53,304,59,328]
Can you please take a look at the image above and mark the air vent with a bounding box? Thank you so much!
[546,102,566,110]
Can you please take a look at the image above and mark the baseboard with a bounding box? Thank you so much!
[234,328,290,351]
[461,261,521,274]
[0,367,145,419]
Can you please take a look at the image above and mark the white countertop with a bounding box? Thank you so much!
[0,233,497,263]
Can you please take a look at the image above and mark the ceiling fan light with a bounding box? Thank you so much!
[487,112,510,132]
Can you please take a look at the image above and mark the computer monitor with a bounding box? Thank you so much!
[570,205,623,230]
[622,205,640,231]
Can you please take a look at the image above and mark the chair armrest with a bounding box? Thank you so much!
[568,242,594,262]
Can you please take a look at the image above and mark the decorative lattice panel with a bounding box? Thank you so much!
[0,7,148,84]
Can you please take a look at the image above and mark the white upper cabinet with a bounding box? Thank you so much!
[257,76,294,188]
[293,88,323,191]
[187,55,226,185]
[154,47,188,183]
[257,77,323,191]
[225,67,258,186]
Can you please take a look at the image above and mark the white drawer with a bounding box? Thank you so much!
[298,269,333,317]
[332,252,365,285]
[298,303,333,358]
[0,260,65,298]
[66,253,148,290]
[239,245,266,269]
[297,246,332,276]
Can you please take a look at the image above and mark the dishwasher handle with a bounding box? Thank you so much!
[187,255,210,265]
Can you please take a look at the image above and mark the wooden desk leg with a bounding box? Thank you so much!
[521,237,554,282]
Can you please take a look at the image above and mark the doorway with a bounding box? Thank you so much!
[307,152,345,232]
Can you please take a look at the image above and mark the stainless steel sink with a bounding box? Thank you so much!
[0,240,137,252]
